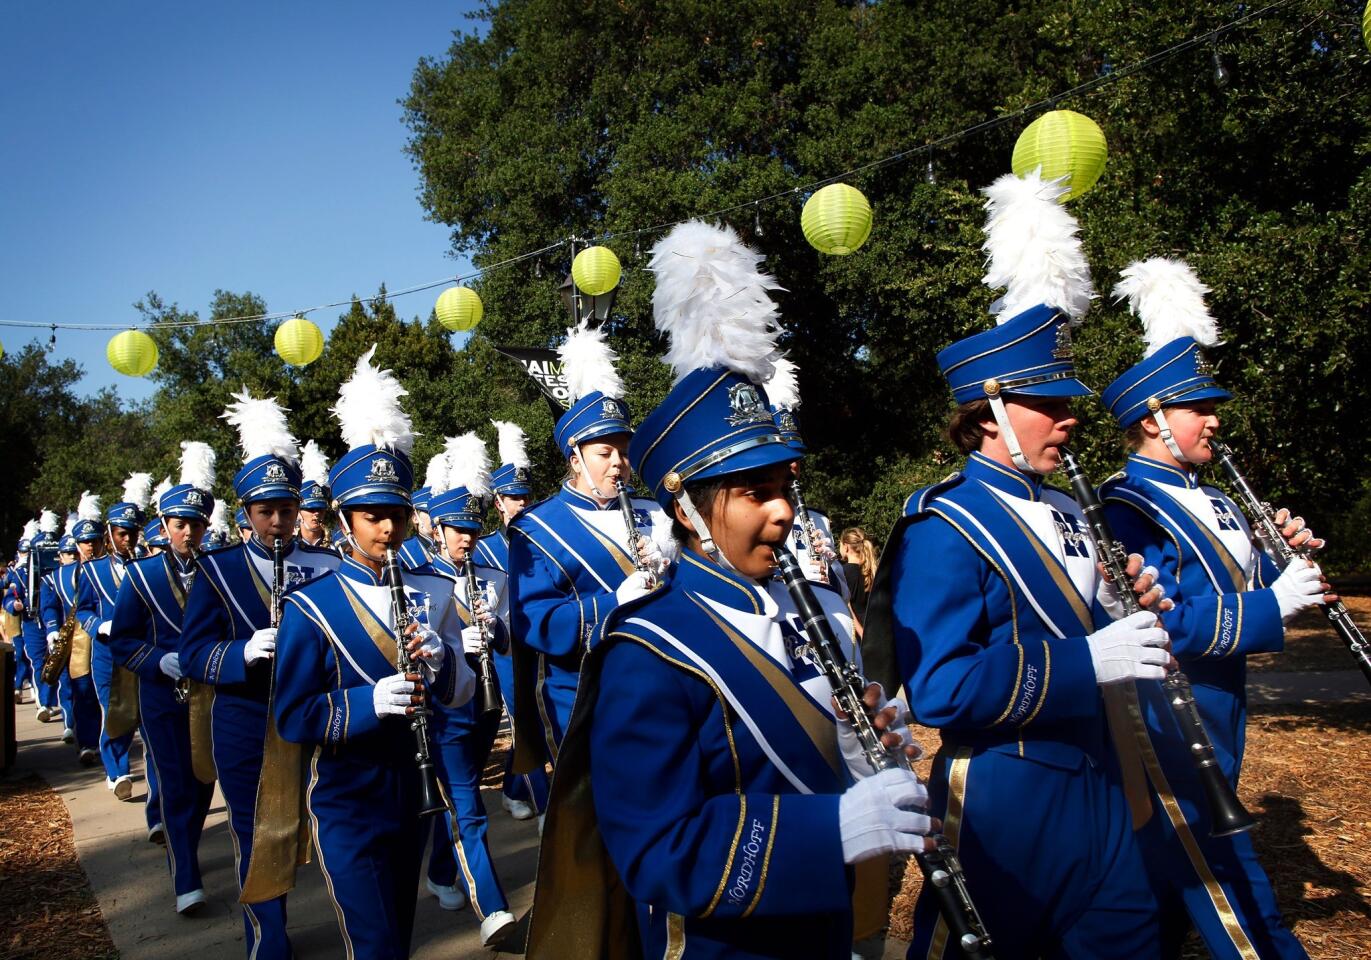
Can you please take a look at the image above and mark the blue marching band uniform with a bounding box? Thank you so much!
[5,182,1335,960]
[6,515,61,718]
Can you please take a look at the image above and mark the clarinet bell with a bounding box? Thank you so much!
[477,669,502,717]
[1202,769,1255,837]
[415,756,450,818]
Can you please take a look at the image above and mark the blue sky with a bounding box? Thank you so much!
[0,1,484,401]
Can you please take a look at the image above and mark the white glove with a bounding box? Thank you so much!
[836,692,919,781]
[637,536,668,577]
[1086,610,1169,685]
[469,596,496,627]
[47,631,60,652]
[97,620,111,637]
[413,626,446,676]
[159,652,182,680]
[244,628,277,665]
[837,767,932,864]
[373,673,418,718]
[460,624,486,657]
[1097,560,1162,622]
[615,571,654,605]
[1272,559,1326,621]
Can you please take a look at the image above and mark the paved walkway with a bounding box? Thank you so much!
[7,668,1365,959]
[8,704,538,959]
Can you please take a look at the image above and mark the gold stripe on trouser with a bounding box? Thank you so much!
[187,681,217,784]
[664,913,686,960]
[925,748,973,960]
[1101,684,1154,829]
[1122,689,1260,959]
[306,748,356,960]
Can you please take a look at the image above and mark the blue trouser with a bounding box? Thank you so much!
[493,650,549,811]
[19,622,57,708]
[212,692,290,960]
[138,676,212,896]
[1140,794,1307,959]
[92,639,134,781]
[909,746,1160,960]
[309,751,427,960]
[13,628,34,692]
[427,707,509,919]
[58,668,75,728]
[68,672,102,752]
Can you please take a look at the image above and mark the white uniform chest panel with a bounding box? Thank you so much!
[984,483,1099,602]
[568,499,678,564]
[696,581,856,715]
[347,575,457,636]
[247,546,335,593]
[1146,482,1256,581]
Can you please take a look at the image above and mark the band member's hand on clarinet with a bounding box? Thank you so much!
[1273,559,1330,620]
[244,627,277,665]
[373,671,426,718]
[838,767,939,862]
[615,570,654,604]
[404,621,446,672]
[1271,509,1337,603]
[833,682,924,776]
[1098,553,1172,620]
[635,536,666,578]
[159,652,183,680]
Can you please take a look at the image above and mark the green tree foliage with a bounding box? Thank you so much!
[403,0,1371,571]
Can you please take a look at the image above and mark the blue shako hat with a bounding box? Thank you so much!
[328,345,416,510]
[59,535,77,553]
[1101,258,1230,429]
[430,433,491,532]
[633,221,795,521]
[937,303,1092,404]
[143,517,168,548]
[29,510,60,554]
[223,390,301,503]
[159,442,216,522]
[411,487,432,512]
[235,507,249,529]
[553,322,631,458]
[73,491,104,543]
[107,472,153,530]
[298,441,332,509]
[491,420,533,496]
[764,356,805,453]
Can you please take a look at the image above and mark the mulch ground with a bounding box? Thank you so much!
[887,702,1371,958]
[0,773,118,960]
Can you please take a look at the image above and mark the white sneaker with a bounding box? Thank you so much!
[35,705,51,722]
[502,795,535,821]
[113,775,134,801]
[425,878,466,911]
[62,727,75,744]
[79,748,98,767]
[105,777,116,792]
[148,823,166,845]
[176,889,206,914]
[480,910,517,946]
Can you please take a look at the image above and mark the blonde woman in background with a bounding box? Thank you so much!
[839,527,878,635]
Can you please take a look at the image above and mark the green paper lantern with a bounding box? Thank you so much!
[1011,109,1108,202]
[275,316,324,366]
[435,286,483,332]
[801,183,873,255]
[571,246,622,296]
[1364,0,1370,52]
[107,329,159,377]
[0,339,4,360]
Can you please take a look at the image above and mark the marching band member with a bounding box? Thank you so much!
[298,440,333,547]
[422,432,519,945]
[527,221,932,960]
[478,419,549,820]
[75,473,155,813]
[272,346,474,959]
[44,514,80,742]
[6,510,62,721]
[398,455,444,570]
[4,524,41,705]
[508,320,675,767]
[1099,259,1321,959]
[144,516,169,553]
[179,390,341,959]
[107,442,218,913]
[202,500,233,550]
[236,507,252,544]
[40,494,104,763]
[864,173,1170,959]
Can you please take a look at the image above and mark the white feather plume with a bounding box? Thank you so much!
[444,432,492,500]
[765,355,801,409]
[980,170,1095,323]
[21,520,38,543]
[64,512,78,537]
[152,476,173,506]
[423,451,450,495]
[1112,257,1221,357]
[221,389,300,463]
[123,472,153,510]
[39,509,59,534]
[332,344,415,454]
[208,499,229,536]
[492,420,530,469]
[78,491,102,522]
[179,441,216,491]
[299,440,331,486]
[558,322,625,402]
[649,220,783,384]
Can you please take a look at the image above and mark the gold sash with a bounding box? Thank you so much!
[0,610,20,642]
[239,686,312,903]
[186,681,217,784]
[69,625,93,680]
[105,666,141,738]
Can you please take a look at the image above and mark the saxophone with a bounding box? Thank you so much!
[41,560,83,686]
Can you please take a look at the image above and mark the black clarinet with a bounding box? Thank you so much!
[1059,446,1254,837]
[383,548,450,817]
[270,536,285,628]
[1208,439,1371,687]
[465,559,501,716]
[615,478,655,587]
[773,546,994,959]
[788,478,829,585]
